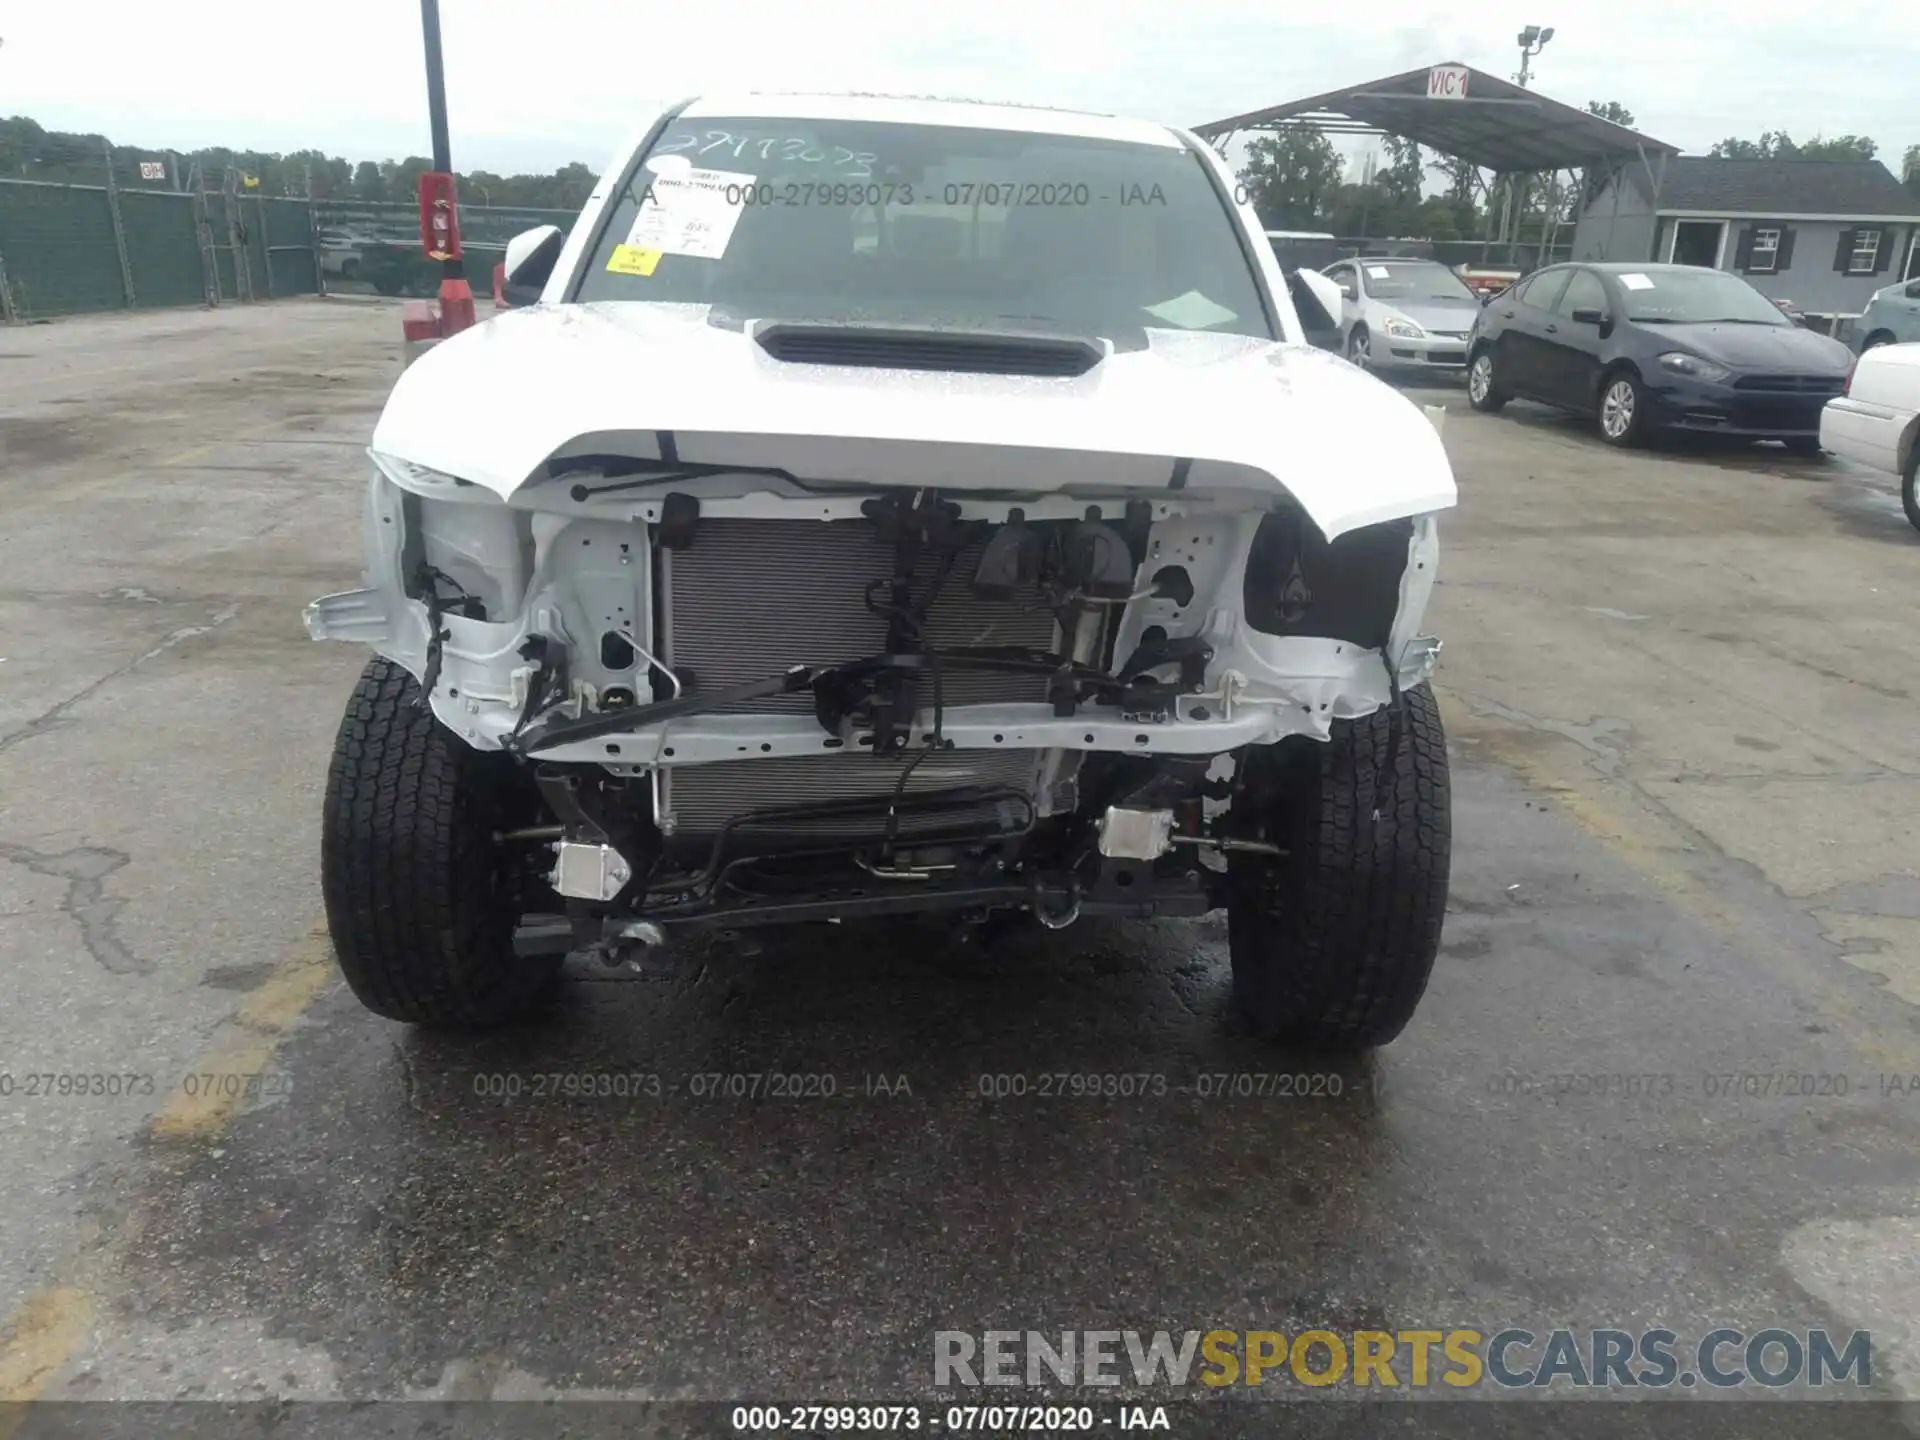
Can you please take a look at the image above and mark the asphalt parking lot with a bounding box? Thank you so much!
[4,301,1920,1430]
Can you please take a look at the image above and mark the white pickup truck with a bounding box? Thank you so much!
[1821,343,1920,531]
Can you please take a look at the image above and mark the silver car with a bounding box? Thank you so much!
[1320,258,1486,376]
[1854,276,1920,354]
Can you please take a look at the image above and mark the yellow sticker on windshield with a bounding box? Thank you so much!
[607,244,663,276]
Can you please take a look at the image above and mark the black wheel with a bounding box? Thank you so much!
[1466,347,1508,412]
[321,657,560,1027]
[1903,447,1920,534]
[1861,331,1895,354]
[1226,685,1451,1050]
[1346,326,1372,371]
[1596,368,1647,447]
[1785,436,1823,457]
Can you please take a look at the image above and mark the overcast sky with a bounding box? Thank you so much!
[4,0,1916,177]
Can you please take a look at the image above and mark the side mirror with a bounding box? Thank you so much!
[1338,281,1358,301]
[500,224,565,308]
[1288,268,1344,340]
[1570,307,1606,325]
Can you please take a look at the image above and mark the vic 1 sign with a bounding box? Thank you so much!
[1426,65,1470,99]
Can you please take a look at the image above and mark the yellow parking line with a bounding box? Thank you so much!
[0,1289,94,1407]
[1438,690,1920,1078]
[0,927,337,1405]
[151,930,336,1139]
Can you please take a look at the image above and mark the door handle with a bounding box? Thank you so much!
[1545,323,1558,333]
[1501,309,1515,317]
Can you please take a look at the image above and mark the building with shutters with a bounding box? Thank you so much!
[1570,156,1920,321]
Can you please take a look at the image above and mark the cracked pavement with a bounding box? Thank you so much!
[3,302,1920,1429]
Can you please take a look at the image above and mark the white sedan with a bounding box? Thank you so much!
[1821,342,1920,530]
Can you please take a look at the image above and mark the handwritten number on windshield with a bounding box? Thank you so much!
[651,131,875,178]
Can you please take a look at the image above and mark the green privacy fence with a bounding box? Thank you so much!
[0,179,580,320]
[0,176,324,321]
[0,182,130,317]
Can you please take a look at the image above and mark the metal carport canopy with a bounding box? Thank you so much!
[1192,62,1678,173]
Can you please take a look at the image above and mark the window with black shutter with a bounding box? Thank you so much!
[1744,225,1784,273]
[1839,228,1881,274]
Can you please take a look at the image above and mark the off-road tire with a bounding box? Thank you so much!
[321,657,559,1027]
[1226,684,1451,1050]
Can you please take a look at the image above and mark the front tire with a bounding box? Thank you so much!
[1466,348,1508,412]
[321,657,559,1027]
[1785,436,1823,457]
[1861,331,1895,354]
[1226,685,1451,1050]
[1347,326,1372,371]
[1597,369,1647,447]
[1903,447,1920,534]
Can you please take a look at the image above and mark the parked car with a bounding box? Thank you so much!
[1264,229,1339,273]
[1852,277,1920,354]
[1465,262,1855,451]
[1455,266,1522,301]
[303,93,1458,1051]
[1819,342,1920,528]
[1315,257,1485,375]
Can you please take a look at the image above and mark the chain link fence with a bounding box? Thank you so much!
[0,144,579,321]
[313,200,576,297]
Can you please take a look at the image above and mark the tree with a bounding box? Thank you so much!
[1427,152,1481,206]
[1798,134,1878,161]
[1586,100,1636,128]
[1904,143,1920,199]
[1376,135,1424,207]
[1237,129,1344,229]
[1,112,606,212]
[1711,131,1876,161]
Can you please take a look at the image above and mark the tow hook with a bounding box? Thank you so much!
[1031,874,1083,930]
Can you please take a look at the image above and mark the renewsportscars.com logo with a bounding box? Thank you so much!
[933,1328,1872,1391]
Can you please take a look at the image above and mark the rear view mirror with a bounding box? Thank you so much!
[1288,268,1344,340]
[500,224,565,308]
[1570,307,1605,325]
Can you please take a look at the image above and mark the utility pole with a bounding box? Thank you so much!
[409,0,476,343]
[1506,25,1555,259]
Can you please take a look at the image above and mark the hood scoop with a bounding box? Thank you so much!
[754,322,1103,378]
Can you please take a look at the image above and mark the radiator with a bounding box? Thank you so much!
[661,518,1059,835]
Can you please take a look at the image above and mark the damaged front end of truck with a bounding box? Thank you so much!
[310,344,1445,964]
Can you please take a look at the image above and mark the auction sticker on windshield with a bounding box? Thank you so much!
[606,245,663,276]
[1619,273,1655,291]
[626,165,754,260]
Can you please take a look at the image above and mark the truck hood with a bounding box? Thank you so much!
[372,302,1456,540]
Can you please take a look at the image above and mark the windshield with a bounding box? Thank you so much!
[1615,268,1791,325]
[575,117,1273,342]
[1359,263,1477,302]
